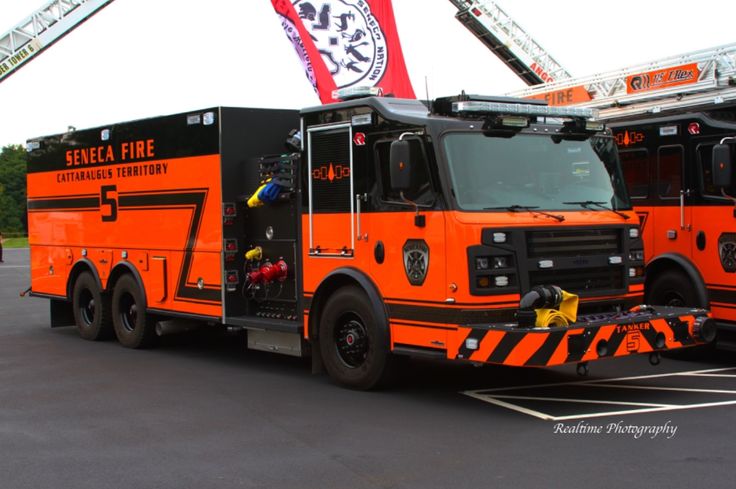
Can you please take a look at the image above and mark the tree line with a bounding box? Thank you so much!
[0,145,28,234]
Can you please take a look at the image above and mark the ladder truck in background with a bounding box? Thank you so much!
[451,0,736,348]
[0,0,115,83]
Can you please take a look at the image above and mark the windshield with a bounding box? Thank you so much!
[443,132,630,212]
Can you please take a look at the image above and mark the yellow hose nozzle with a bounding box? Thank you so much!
[245,246,263,261]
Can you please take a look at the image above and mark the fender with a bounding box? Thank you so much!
[108,261,148,311]
[67,258,103,300]
[647,252,709,307]
[309,267,388,339]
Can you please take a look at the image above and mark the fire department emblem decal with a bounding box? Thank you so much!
[291,0,388,88]
[403,239,429,286]
[719,233,736,273]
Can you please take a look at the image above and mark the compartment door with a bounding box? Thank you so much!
[307,124,354,257]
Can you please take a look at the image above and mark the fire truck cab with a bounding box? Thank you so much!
[26,93,714,389]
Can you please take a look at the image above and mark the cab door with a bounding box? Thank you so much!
[690,140,736,323]
[366,135,448,320]
[651,144,692,260]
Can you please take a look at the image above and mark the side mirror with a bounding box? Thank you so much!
[389,139,412,191]
[712,144,734,188]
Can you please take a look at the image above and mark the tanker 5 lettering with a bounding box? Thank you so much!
[65,139,155,166]
[616,322,651,334]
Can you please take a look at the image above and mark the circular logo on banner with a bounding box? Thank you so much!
[293,0,388,88]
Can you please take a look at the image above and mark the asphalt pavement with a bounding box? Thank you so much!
[2,247,735,489]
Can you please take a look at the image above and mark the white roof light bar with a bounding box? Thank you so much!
[452,101,599,119]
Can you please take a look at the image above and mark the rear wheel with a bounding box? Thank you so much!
[319,286,393,390]
[112,274,157,349]
[72,271,113,341]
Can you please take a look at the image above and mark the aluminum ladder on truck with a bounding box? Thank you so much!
[449,0,574,85]
[0,0,115,83]
[508,43,736,120]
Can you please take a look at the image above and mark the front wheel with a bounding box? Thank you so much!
[112,274,157,349]
[319,286,393,390]
[646,269,700,307]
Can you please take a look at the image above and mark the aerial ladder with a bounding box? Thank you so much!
[449,0,573,85]
[507,43,736,120]
[0,0,115,83]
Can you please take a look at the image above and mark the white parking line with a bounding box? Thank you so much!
[491,395,672,408]
[583,384,736,395]
[680,373,736,378]
[462,367,736,421]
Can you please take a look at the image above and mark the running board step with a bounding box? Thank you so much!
[392,344,447,359]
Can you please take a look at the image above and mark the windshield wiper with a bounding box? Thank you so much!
[484,205,565,222]
[562,200,630,220]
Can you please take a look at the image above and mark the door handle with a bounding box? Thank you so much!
[356,193,368,241]
[680,189,691,231]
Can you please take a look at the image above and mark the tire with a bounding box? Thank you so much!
[72,271,113,341]
[318,285,393,390]
[112,274,157,349]
[646,269,702,308]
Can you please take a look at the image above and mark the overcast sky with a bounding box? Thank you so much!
[1,0,733,147]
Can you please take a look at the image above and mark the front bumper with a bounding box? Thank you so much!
[453,306,714,367]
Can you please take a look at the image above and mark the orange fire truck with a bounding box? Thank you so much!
[25,92,714,388]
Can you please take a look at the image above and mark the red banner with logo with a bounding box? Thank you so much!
[271,0,416,103]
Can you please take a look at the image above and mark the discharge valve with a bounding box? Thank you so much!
[247,259,288,286]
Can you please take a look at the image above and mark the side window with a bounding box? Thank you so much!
[697,143,726,198]
[620,149,649,199]
[375,138,434,205]
[657,145,683,199]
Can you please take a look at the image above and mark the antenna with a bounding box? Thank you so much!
[424,76,432,113]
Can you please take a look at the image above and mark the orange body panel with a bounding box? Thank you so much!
[27,154,223,318]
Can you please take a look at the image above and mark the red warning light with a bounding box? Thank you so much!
[688,122,700,135]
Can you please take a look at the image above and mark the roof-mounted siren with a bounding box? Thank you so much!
[332,86,384,102]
